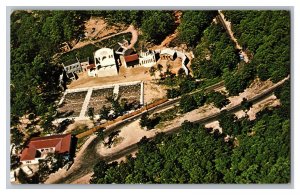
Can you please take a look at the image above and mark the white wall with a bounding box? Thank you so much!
[97,66,118,77]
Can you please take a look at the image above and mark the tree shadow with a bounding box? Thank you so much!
[103,130,121,148]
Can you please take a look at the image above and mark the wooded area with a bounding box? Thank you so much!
[91,96,290,183]
[89,10,291,184]
[222,10,290,94]
[10,10,291,184]
[10,11,88,122]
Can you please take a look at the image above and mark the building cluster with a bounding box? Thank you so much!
[19,134,72,165]
[62,39,190,79]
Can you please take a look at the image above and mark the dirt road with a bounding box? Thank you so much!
[46,76,288,184]
[218,10,250,63]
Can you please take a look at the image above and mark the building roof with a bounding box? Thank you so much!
[113,44,121,52]
[87,64,96,70]
[94,48,114,59]
[94,48,116,67]
[20,134,72,161]
[124,54,139,63]
[124,49,135,56]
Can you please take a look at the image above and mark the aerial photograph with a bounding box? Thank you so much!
[10,10,291,184]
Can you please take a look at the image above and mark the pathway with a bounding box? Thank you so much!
[46,76,289,184]
[74,25,138,51]
[79,88,93,119]
[218,10,250,63]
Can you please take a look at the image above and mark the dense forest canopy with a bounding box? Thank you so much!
[91,96,290,183]
[10,10,291,184]
[191,22,240,79]
[191,10,290,96]
[10,11,88,122]
[88,10,290,184]
[177,10,218,47]
[223,10,290,83]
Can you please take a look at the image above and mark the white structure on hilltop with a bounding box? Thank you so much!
[139,48,157,67]
[93,48,118,77]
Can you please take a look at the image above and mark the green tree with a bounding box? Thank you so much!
[90,160,111,183]
[87,107,94,120]
[99,105,110,120]
[10,128,25,149]
[17,168,31,184]
[96,127,105,142]
[178,11,218,46]
[157,64,163,75]
[179,94,197,113]
[241,98,253,113]
[166,88,181,99]
[139,113,160,130]
[206,91,230,109]
[218,110,241,136]
[149,66,157,80]
[177,68,186,78]
[192,91,206,107]
[141,11,175,44]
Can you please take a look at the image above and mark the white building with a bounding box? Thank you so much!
[94,48,118,77]
[158,48,190,76]
[20,134,72,165]
[63,59,82,80]
[139,49,157,67]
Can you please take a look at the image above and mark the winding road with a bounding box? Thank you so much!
[47,76,289,184]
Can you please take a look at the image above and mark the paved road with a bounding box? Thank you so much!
[48,80,225,184]
[51,77,288,184]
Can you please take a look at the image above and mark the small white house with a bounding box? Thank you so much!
[63,59,82,80]
[21,166,33,176]
[176,51,190,75]
[139,49,156,67]
[94,48,118,77]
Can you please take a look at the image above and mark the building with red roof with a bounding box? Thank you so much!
[123,54,139,67]
[20,134,72,165]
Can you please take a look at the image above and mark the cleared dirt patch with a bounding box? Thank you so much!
[143,82,167,104]
[68,66,152,89]
[97,120,156,156]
